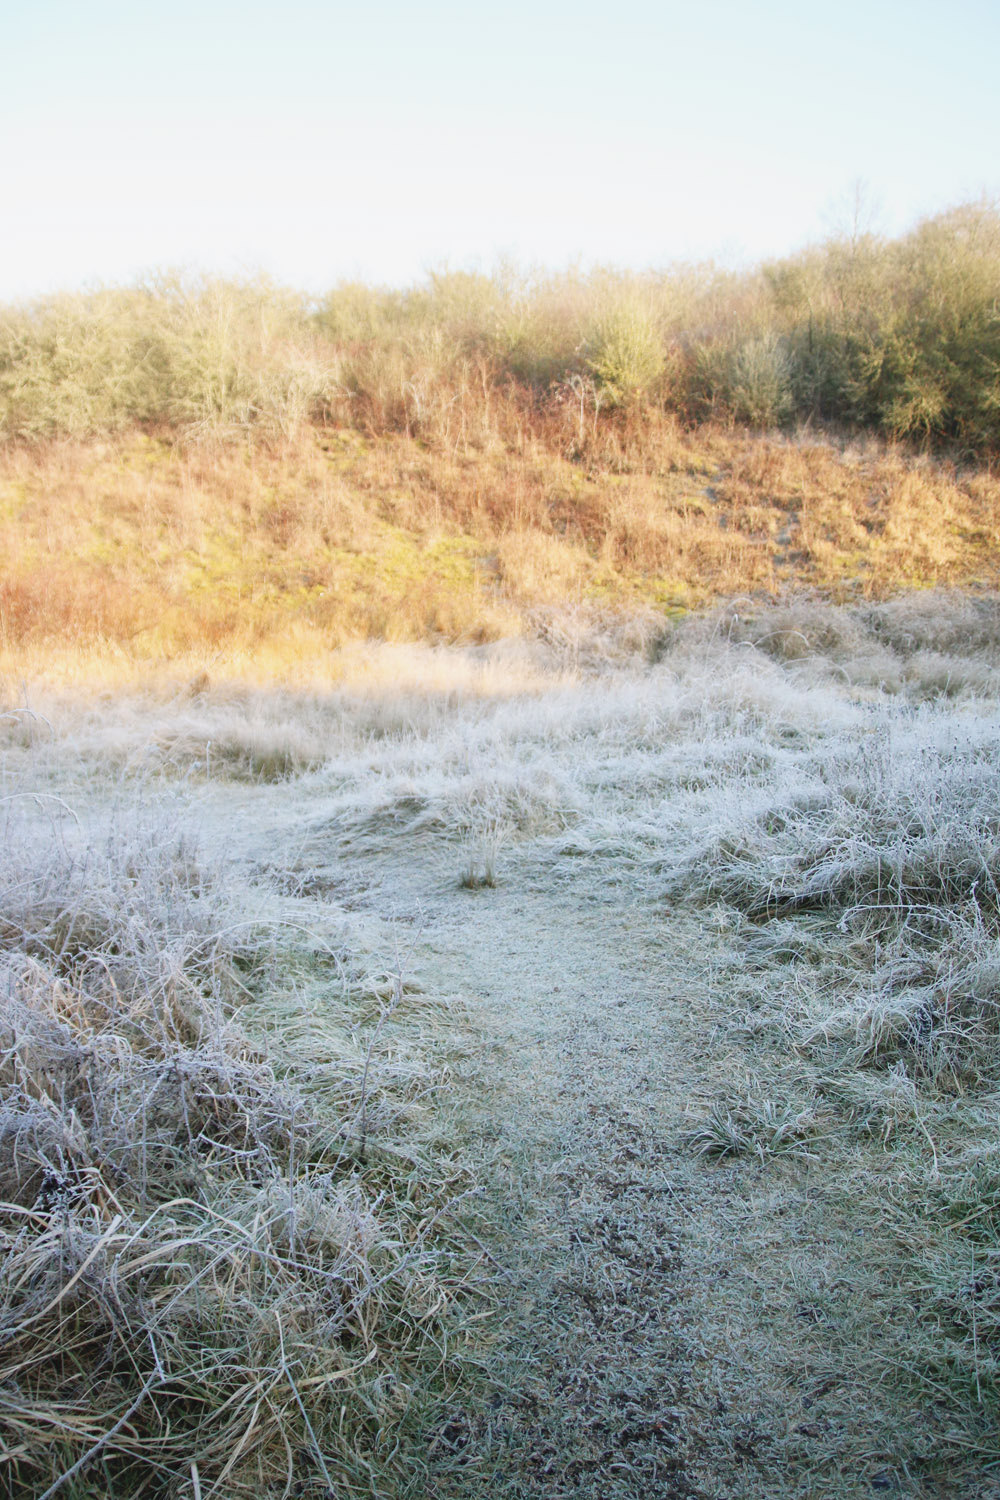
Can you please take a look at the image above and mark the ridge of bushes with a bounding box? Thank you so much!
[2,200,998,456]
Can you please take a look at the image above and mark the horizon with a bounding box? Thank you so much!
[3,0,998,302]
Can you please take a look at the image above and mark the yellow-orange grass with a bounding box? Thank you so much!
[1,415,998,683]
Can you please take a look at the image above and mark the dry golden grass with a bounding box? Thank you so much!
[2,417,999,682]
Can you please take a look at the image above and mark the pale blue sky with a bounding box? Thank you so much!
[2,0,997,298]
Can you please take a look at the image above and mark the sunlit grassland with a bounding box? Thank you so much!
[2,198,999,679]
[1,424,997,682]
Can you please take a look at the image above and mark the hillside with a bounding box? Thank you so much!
[2,424,998,680]
[3,201,999,678]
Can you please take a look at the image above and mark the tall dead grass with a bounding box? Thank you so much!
[3,212,1000,675]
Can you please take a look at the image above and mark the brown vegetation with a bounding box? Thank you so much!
[1,421,998,679]
[2,202,999,676]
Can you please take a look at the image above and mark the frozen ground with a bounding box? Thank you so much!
[5,595,1000,1497]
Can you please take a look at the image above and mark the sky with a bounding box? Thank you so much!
[1,0,998,300]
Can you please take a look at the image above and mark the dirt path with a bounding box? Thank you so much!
[299,832,858,1500]
[407,856,707,1499]
[198,785,948,1500]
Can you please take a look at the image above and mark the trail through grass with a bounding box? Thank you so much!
[4,599,1000,1496]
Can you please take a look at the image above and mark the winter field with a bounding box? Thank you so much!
[4,592,1000,1498]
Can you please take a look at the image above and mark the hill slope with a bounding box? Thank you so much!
[2,424,998,680]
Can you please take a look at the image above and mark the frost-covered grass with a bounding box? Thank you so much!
[0,790,474,1498]
[5,592,1000,1491]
